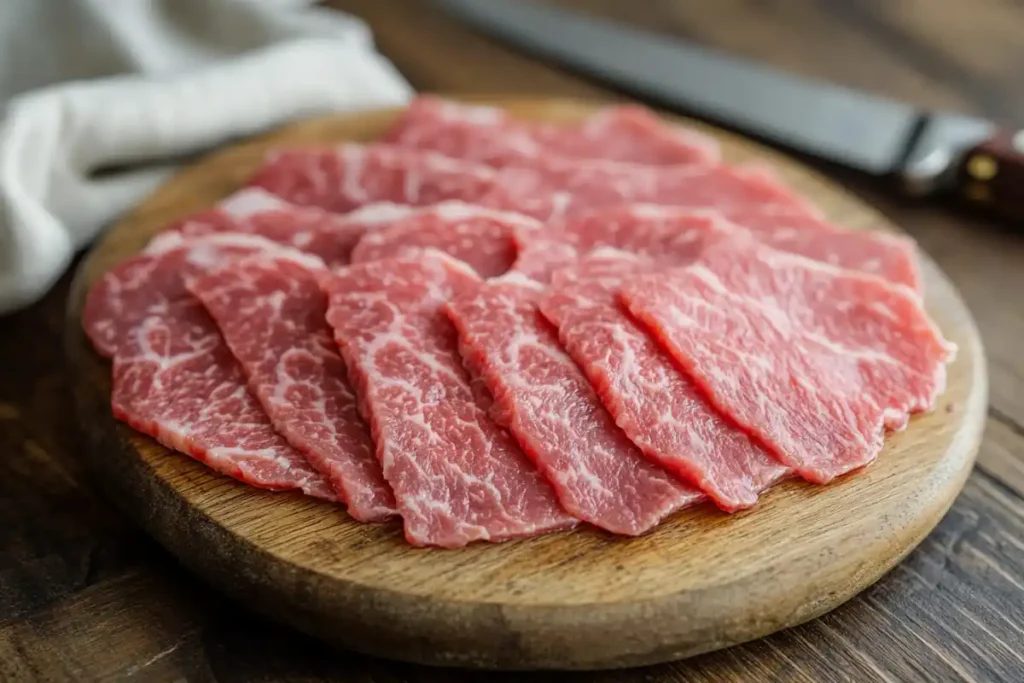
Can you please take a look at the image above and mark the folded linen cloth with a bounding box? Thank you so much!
[0,0,412,314]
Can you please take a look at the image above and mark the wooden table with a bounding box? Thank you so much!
[2,1,1023,680]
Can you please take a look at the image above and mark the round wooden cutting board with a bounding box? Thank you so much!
[65,97,987,671]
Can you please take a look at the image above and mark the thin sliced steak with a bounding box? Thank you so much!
[539,249,788,511]
[512,206,734,283]
[620,236,954,483]
[718,207,921,290]
[113,299,335,500]
[322,252,573,547]
[187,251,397,522]
[383,96,718,166]
[165,188,414,267]
[350,201,542,278]
[693,237,953,424]
[482,158,816,222]
[445,276,703,535]
[86,233,336,498]
[246,143,497,213]
[84,233,284,358]
[381,96,544,167]
[534,104,720,166]
[513,204,920,289]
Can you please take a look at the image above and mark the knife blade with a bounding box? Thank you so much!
[435,0,1024,215]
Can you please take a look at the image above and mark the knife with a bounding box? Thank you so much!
[434,0,1024,216]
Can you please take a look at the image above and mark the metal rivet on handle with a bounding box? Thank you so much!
[967,154,998,180]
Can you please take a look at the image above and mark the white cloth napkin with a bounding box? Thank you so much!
[0,0,413,314]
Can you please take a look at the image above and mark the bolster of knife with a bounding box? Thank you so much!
[953,129,1024,218]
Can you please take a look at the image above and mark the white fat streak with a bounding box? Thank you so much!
[184,232,283,256]
[338,144,369,204]
[369,142,497,176]
[343,202,416,225]
[236,246,329,278]
[612,203,721,223]
[667,123,721,158]
[182,232,326,278]
[492,271,545,290]
[435,99,505,125]
[419,247,482,281]
[585,246,645,261]
[218,187,290,218]
[548,192,574,219]
[144,230,187,255]
[425,201,543,231]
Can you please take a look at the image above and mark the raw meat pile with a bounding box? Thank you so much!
[83,96,956,548]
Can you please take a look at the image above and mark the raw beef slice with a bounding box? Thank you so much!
[620,236,955,483]
[539,249,788,511]
[444,275,703,535]
[322,252,573,547]
[513,204,920,289]
[246,143,497,213]
[715,206,921,290]
[692,237,952,424]
[350,201,543,278]
[187,251,397,522]
[99,233,337,499]
[513,205,735,283]
[533,103,720,166]
[381,96,546,167]
[166,188,414,267]
[383,95,719,167]
[84,232,288,358]
[482,157,816,222]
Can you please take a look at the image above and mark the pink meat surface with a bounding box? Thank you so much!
[444,276,703,535]
[322,252,573,547]
[535,104,720,166]
[620,236,955,483]
[695,237,953,424]
[482,158,815,222]
[245,143,497,213]
[513,204,920,289]
[539,249,788,511]
[512,206,734,283]
[106,239,336,499]
[383,96,718,167]
[187,252,397,522]
[84,233,284,358]
[718,206,921,290]
[166,188,414,268]
[350,201,542,278]
[382,96,544,167]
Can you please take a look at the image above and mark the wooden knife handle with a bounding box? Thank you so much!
[952,129,1024,218]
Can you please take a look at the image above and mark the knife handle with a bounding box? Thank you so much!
[951,129,1024,218]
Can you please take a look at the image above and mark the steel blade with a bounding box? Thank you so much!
[435,0,929,175]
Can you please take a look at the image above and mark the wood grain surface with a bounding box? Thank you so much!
[64,99,984,671]
[3,1,1024,680]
